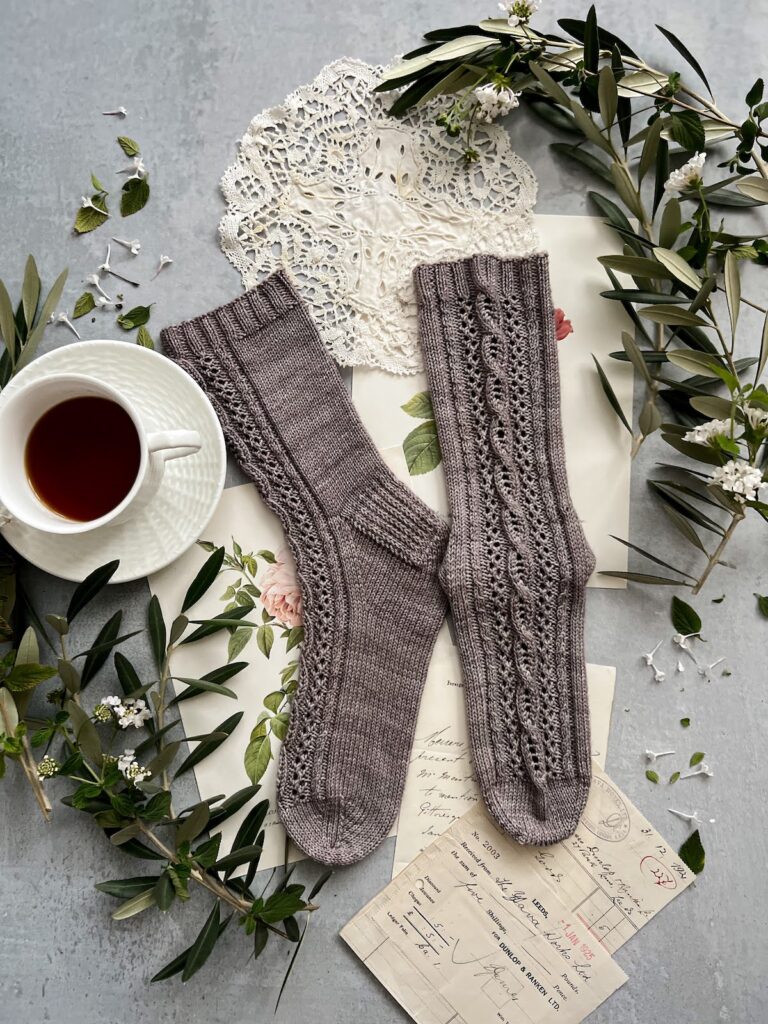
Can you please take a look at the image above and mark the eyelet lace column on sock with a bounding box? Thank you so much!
[413,253,595,846]
[161,272,448,866]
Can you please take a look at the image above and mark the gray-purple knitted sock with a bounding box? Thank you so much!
[161,272,448,866]
[414,253,595,845]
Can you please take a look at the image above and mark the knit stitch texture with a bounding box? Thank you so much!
[161,273,448,866]
[414,253,595,845]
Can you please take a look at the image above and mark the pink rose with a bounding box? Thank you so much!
[554,307,573,340]
[259,547,303,629]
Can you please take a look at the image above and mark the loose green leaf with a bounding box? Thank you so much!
[121,176,150,217]
[117,304,152,331]
[689,751,705,767]
[645,769,659,784]
[669,771,681,784]
[74,194,109,234]
[755,593,768,618]
[671,596,702,636]
[73,292,96,319]
[678,829,705,874]
[136,325,155,349]
[66,559,119,621]
[680,717,691,728]
[117,136,141,157]
[182,547,225,613]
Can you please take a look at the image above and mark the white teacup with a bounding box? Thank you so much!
[0,373,202,535]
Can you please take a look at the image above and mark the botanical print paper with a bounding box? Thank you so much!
[149,483,302,871]
[392,623,616,877]
[351,212,634,589]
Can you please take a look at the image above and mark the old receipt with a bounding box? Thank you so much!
[342,799,628,1024]
[392,626,616,877]
[343,766,695,1024]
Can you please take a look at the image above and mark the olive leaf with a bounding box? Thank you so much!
[66,560,120,622]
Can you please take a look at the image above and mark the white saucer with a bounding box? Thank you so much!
[0,340,226,584]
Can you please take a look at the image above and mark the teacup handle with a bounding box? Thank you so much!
[147,430,202,462]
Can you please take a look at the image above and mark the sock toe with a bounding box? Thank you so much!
[278,793,397,867]
[484,775,592,846]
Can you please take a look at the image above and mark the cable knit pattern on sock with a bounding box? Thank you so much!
[414,253,595,845]
[161,272,448,866]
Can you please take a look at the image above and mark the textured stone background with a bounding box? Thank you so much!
[1,1,767,1022]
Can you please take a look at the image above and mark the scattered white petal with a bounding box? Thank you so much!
[112,236,141,256]
[102,106,127,117]
[56,312,81,339]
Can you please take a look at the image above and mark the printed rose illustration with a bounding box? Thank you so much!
[554,307,573,340]
[260,547,303,628]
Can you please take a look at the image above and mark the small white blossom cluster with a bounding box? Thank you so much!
[745,406,768,432]
[498,0,540,26]
[117,750,152,784]
[664,151,706,192]
[710,460,767,503]
[102,695,152,729]
[473,82,520,123]
[683,418,731,445]
[37,755,59,780]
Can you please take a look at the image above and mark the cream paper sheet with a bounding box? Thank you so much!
[352,212,634,589]
[342,763,696,1024]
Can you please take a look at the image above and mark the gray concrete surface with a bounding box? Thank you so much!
[1,1,767,1022]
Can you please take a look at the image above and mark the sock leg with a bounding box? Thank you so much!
[162,274,448,866]
[414,253,595,845]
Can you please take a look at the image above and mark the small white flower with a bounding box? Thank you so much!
[668,807,716,826]
[96,296,116,309]
[98,243,139,288]
[117,698,152,730]
[710,460,766,503]
[697,657,725,679]
[680,762,714,780]
[117,749,152,784]
[102,106,127,118]
[653,666,666,682]
[56,312,81,339]
[112,236,141,256]
[672,631,699,650]
[498,0,540,27]
[118,156,147,180]
[745,406,768,432]
[645,749,676,762]
[473,82,520,123]
[98,243,113,275]
[103,695,123,707]
[664,151,706,192]
[151,254,173,279]
[80,195,109,218]
[683,418,732,445]
[86,273,113,301]
[37,755,59,780]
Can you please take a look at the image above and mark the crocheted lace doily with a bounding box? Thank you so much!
[219,57,539,375]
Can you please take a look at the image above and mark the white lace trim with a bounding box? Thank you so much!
[219,57,539,375]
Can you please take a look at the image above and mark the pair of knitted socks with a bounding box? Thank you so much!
[162,254,595,867]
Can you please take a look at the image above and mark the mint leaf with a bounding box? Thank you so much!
[671,595,702,636]
[73,292,96,319]
[117,136,141,157]
[678,828,705,874]
[136,325,154,349]
[689,751,705,767]
[645,769,659,784]
[117,304,152,330]
[91,172,107,193]
[74,194,108,234]
[755,593,768,618]
[668,771,681,784]
[121,177,150,217]
[680,717,691,728]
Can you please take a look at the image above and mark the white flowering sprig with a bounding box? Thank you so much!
[382,10,768,597]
